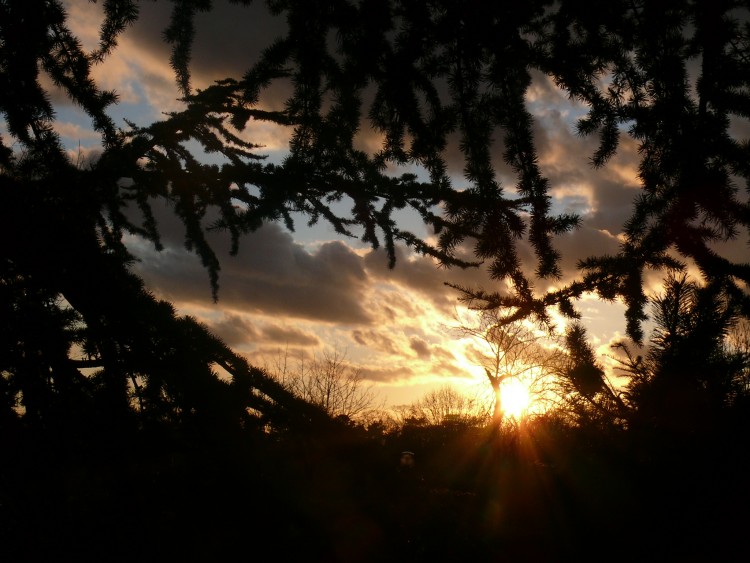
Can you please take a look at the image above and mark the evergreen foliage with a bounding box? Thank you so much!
[4,0,749,360]
[616,273,750,431]
[563,323,606,398]
[3,1,750,559]
[134,0,750,339]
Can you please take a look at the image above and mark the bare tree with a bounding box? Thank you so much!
[396,385,490,427]
[267,348,380,421]
[454,309,563,423]
[727,317,750,395]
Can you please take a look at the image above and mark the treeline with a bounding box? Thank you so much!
[262,272,750,560]
[3,273,750,561]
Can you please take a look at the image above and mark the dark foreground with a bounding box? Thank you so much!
[3,413,749,563]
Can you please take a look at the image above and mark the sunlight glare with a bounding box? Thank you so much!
[500,378,531,419]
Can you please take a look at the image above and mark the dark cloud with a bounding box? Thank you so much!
[261,323,320,347]
[411,223,623,305]
[127,2,284,80]
[209,313,259,347]
[363,246,455,309]
[126,0,292,107]
[729,115,750,141]
[351,329,401,356]
[361,217,621,313]
[524,74,644,237]
[586,179,639,235]
[586,138,642,235]
[409,336,431,359]
[206,312,319,348]
[552,226,621,278]
[359,365,415,384]
[130,222,372,324]
[438,128,517,187]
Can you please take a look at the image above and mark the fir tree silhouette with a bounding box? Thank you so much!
[3,1,750,560]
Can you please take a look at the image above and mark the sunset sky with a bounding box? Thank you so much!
[31,1,747,409]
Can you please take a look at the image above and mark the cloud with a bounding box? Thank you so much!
[351,329,402,356]
[65,145,103,168]
[363,246,458,310]
[59,1,181,114]
[126,2,287,86]
[409,336,431,359]
[552,226,621,278]
[54,121,102,142]
[209,312,260,347]
[586,178,640,236]
[207,312,318,348]
[524,70,644,237]
[129,222,373,324]
[359,365,416,384]
[87,0,293,119]
[24,1,708,414]
[261,323,320,347]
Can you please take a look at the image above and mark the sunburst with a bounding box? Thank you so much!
[500,378,531,419]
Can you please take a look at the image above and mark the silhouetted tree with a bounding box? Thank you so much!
[455,309,560,423]
[0,0,337,440]
[150,0,750,340]
[268,348,380,420]
[554,322,628,429]
[3,3,750,556]
[726,317,750,396]
[615,274,749,432]
[4,1,750,426]
[398,385,488,427]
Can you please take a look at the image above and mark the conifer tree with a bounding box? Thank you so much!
[0,0,329,432]
[146,0,750,339]
[8,2,750,559]
[617,274,750,431]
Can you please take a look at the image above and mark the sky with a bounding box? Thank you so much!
[32,1,749,410]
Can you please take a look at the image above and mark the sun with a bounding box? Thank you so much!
[500,378,531,419]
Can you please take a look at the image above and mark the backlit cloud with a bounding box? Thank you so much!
[209,312,260,347]
[48,2,692,407]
